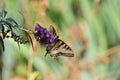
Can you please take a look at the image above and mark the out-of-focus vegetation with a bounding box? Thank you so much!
[1,0,120,80]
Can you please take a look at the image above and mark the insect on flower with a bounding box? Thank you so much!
[34,23,74,58]
[34,24,54,44]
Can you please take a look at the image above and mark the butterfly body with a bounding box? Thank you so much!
[45,25,74,58]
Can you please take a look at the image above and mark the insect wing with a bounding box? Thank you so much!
[49,25,58,39]
[49,39,74,58]
[47,25,74,58]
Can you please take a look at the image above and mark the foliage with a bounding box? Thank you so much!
[0,9,33,53]
[1,0,120,80]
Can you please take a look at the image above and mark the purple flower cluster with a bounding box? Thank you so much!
[34,23,54,44]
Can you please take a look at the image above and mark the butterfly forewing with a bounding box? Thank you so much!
[49,25,58,39]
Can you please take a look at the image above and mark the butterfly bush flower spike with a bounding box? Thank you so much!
[35,23,54,44]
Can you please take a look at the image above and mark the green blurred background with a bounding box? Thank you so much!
[1,0,120,80]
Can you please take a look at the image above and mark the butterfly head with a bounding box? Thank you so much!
[34,23,55,44]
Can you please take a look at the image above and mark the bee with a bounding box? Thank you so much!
[45,25,74,58]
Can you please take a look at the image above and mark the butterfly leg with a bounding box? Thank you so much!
[45,47,50,57]
[45,52,48,56]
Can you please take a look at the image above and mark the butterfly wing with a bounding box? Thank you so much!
[49,25,58,39]
[49,39,74,58]
[46,25,74,58]
[45,25,58,56]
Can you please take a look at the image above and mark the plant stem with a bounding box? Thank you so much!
[27,45,33,80]
[19,28,34,34]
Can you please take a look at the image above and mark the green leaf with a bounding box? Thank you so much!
[2,21,12,30]
[11,31,21,48]
[0,9,7,19]
[0,36,4,52]
[5,17,18,26]
[0,23,11,39]
[17,42,20,49]
[0,23,5,38]
[2,10,7,18]
[0,23,4,32]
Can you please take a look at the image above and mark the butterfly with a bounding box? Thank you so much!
[45,25,74,58]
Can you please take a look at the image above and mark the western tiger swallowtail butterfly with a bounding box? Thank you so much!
[45,25,74,58]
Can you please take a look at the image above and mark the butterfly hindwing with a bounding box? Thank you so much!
[47,39,74,58]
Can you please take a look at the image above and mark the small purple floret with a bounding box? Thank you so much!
[34,23,54,44]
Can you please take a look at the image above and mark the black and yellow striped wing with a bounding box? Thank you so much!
[48,39,74,58]
[46,25,74,58]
